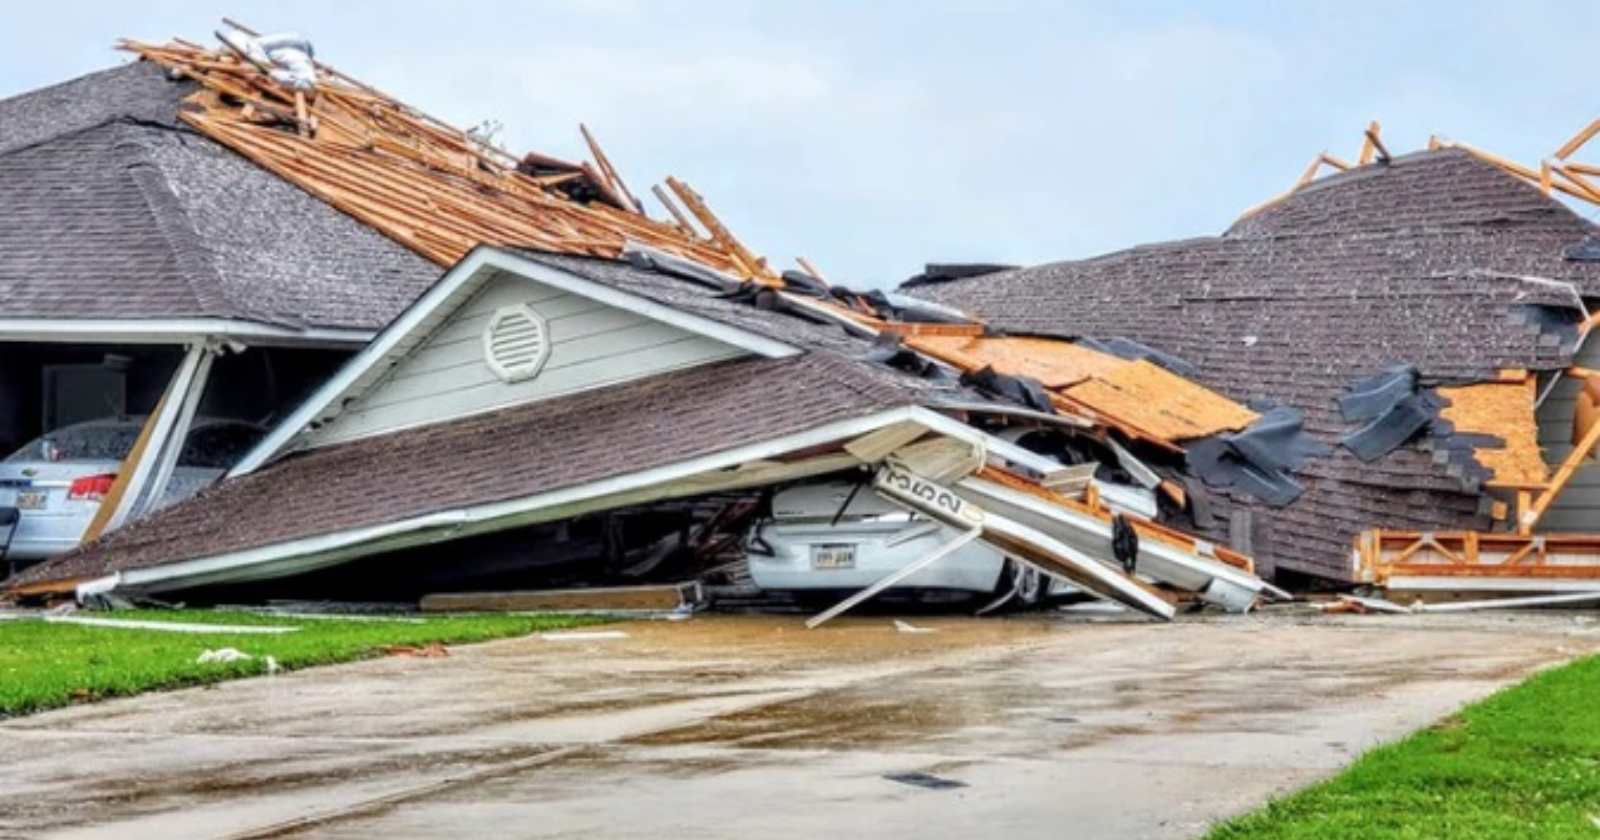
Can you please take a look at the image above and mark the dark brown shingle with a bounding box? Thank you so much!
[914,149,1600,580]
[17,351,927,584]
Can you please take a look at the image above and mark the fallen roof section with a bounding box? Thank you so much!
[911,148,1600,580]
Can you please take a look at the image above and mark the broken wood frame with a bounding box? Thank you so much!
[121,32,780,282]
[83,342,218,540]
[1354,529,1600,587]
[1429,115,1600,211]
[1236,121,1386,221]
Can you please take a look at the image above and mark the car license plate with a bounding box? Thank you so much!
[811,544,856,570]
[16,490,47,510]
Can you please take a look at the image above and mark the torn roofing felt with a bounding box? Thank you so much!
[910,148,1599,580]
[0,61,439,330]
[13,351,938,587]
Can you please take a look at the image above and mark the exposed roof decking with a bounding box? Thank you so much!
[914,150,1600,579]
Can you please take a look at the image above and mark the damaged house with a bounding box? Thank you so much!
[7,30,1278,620]
[910,144,1600,594]
[12,25,1597,616]
[0,28,755,575]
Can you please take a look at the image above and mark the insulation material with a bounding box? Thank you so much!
[1062,360,1259,442]
[905,335,1126,388]
[1435,378,1547,487]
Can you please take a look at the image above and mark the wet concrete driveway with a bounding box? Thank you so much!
[2,611,1597,839]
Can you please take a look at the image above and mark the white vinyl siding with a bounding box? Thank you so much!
[1536,337,1600,532]
[306,273,748,448]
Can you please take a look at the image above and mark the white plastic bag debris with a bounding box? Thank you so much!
[217,28,318,90]
[538,630,629,642]
[893,620,935,635]
[196,647,253,664]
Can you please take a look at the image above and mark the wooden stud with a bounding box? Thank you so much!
[1555,117,1600,160]
[796,257,829,284]
[1357,120,1380,165]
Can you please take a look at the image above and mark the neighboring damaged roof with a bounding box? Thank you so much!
[911,149,1600,579]
[0,61,440,332]
[18,351,925,586]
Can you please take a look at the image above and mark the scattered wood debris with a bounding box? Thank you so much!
[120,26,773,279]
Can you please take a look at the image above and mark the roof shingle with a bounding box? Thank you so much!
[913,149,1600,579]
[0,61,439,331]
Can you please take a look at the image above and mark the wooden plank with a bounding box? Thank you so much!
[421,583,698,613]
[1357,120,1380,165]
[80,389,171,543]
[1555,117,1600,160]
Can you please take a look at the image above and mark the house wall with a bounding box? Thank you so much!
[306,272,749,448]
[1536,336,1600,531]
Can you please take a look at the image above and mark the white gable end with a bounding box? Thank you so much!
[302,268,752,449]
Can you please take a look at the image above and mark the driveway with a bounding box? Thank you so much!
[1,611,1596,839]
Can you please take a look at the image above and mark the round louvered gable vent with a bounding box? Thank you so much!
[482,304,552,383]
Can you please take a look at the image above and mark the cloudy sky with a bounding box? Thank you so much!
[4,2,1597,287]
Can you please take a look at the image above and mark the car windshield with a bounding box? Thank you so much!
[3,420,264,467]
[4,422,142,463]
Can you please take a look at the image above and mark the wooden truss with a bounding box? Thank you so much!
[1432,117,1600,210]
[1237,121,1389,221]
[1245,114,1600,220]
[1355,529,1600,585]
[120,25,1262,472]
[122,26,778,280]
[1354,366,1600,586]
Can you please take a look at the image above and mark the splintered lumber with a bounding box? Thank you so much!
[1355,528,1600,592]
[119,35,771,279]
[421,583,700,613]
[665,177,778,283]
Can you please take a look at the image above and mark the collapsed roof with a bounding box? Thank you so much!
[909,149,1600,580]
[14,246,1265,617]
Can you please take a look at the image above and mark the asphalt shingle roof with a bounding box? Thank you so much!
[0,61,439,331]
[912,149,1600,580]
[19,351,929,584]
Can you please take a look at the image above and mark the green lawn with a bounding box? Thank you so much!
[1209,653,1600,839]
[0,609,609,717]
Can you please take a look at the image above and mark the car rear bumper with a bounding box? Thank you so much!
[747,522,1007,593]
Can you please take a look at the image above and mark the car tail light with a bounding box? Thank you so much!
[68,474,116,502]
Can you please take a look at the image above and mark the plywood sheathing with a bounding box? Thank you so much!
[1435,377,1548,488]
[120,39,773,280]
[1062,360,1260,442]
[904,336,1257,446]
[905,335,1127,388]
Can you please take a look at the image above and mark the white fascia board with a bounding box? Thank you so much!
[228,247,803,478]
[0,319,372,347]
[125,406,927,590]
[956,475,1263,595]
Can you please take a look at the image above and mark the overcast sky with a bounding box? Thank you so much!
[5,2,1597,287]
